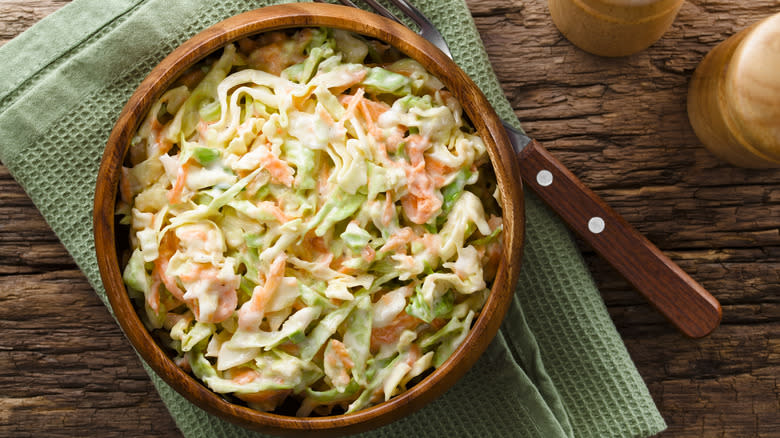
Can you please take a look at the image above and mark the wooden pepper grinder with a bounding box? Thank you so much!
[548,0,684,57]
[687,13,780,168]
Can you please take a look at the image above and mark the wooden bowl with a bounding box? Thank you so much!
[93,3,524,436]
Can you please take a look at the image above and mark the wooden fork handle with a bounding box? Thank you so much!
[517,139,722,338]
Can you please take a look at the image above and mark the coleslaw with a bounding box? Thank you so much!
[118,27,503,415]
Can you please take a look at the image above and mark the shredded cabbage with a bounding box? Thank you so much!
[119,27,503,416]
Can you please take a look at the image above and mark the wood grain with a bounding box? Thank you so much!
[1,0,779,437]
[687,12,780,168]
[517,139,721,338]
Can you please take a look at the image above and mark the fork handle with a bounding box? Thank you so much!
[516,139,722,338]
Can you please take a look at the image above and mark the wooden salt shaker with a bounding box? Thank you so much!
[687,13,780,168]
[548,0,684,57]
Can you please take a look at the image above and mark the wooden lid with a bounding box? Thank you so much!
[725,13,780,160]
[577,0,683,22]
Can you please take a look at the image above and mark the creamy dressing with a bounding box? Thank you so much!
[120,28,501,416]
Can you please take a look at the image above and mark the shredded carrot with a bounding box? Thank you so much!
[400,159,442,224]
[335,257,359,275]
[416,233,441,257]
[253,141,294,187]
[425,157,455,188]
[302,232,329,256]
[330,69,368,96]
[401,192,442,225]
[359,99,377,135]
[231,367,261,385]
[324,339,354,390]
[361,97,390,121]
[317,164,331,198]
[151,118,173,156]
[339,93,390,138]
[147,277,161,313]
[362,245,376,263]
[406,344,422,366]
[338,88,365,125]
[382,192,395,227]
[167,160,191,204]
[317,104,337,127]
[177,262,209,283]
[152,232,186,302]
[277,341,301,356]
[237,253,287,331]
[370,312,422,352]
[398,135,442,224]
[247,29,313,75]
[325,339,354,369]
[257,200,289,223]
[378,227,414,253]
[405,134,429,166]
[291,86,315,111]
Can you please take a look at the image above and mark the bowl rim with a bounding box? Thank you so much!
[93,3,524,436]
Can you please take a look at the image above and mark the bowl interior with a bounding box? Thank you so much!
[94,3,524,436]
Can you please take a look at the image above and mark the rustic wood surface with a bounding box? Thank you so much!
[1,0,778,437]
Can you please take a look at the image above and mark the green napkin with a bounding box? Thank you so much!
[0,0,666,436]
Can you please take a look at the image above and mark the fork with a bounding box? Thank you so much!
[318,0,721,338]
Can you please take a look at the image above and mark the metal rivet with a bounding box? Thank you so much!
[536,170,553,187]
[588,217,605,234]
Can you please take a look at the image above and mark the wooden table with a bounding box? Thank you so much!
[1,1,778,436]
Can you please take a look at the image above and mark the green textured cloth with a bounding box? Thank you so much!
[0,0,666,436]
